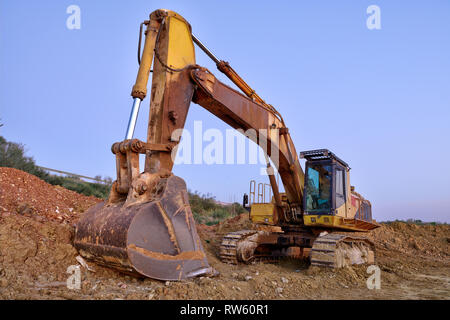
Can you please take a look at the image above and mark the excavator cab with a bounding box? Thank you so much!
[300,149,377,231]
[301,149,350,216]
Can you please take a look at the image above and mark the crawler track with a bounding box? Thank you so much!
[219,230,257,264]
[220,229,376,269]
[310,233,375,268]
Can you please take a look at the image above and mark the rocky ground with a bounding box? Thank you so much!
[0,167,448,300]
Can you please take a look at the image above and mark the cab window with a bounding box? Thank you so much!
[305,164,332,212]
[336,169,345,208]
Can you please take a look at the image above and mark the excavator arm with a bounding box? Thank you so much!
[138,10,305,215]
[191,68,304,215]
[126,9,305,219]
[74,9,305,280]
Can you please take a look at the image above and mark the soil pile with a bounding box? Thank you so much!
[0,167,101,224]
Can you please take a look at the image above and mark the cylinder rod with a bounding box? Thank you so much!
[192,34,220,64]
[125,98,142,139]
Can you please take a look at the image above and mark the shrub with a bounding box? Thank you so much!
[188,190,244,225]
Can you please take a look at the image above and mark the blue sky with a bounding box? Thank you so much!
[1,1,449,222]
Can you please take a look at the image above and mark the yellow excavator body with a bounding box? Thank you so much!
[74,9,380,280]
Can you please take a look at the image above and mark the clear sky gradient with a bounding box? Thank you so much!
[1,1,449,222]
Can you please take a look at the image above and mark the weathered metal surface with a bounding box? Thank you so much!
[191,68,304,219]
[144,12,196,175]
[74,175,213,280]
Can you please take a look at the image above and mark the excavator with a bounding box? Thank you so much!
[74,9,380,281]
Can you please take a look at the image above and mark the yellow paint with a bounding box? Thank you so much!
[167,16,195,69]
[335,202,347,218]
[303,215,373,232]
[250,203,276,225]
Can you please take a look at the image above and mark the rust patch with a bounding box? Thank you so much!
[179,190,191,231]
[128,244,205,261]
[184,209,191,231]
[172,203,189,217]
[155,201,180,253]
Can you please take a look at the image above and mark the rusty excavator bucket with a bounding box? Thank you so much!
[74,172,213,280]
[74,9,215,280]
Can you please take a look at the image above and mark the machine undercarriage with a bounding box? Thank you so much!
[219,227,376,268]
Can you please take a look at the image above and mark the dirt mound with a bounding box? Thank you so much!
[0,167,448,300]
[0,167,101,224]
[0,213,77,298]
[371,222,449,259]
